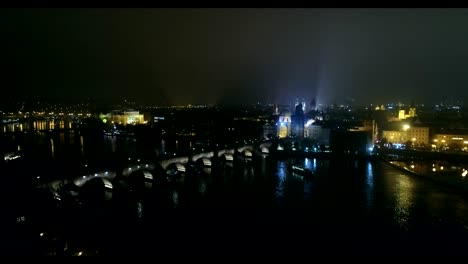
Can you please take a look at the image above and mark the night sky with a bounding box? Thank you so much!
[2,8,468,106]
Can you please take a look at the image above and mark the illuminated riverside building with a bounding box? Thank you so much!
[433,131,468,151]
[102,110,145,125]
[382,125,429,145]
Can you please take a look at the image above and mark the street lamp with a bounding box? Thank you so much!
[403,124,410,131]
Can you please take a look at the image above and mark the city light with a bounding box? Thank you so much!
[403,124,410,131]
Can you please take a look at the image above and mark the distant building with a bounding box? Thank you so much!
[277,112,291,138]
[291,103,304,138]
[304,124,330,146]
[295,98,307,112]
[105,110,145,125]
[433,131,468,151]
[263,123,276,140]
[398,106,417,120]
[398,109,406,120]
[350,119,378,144]
[310,98,317,111]
[382,126,429,145]
[330,130,372,155]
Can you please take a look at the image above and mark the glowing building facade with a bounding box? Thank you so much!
[277,112,291,138]
[433,133,468,151]
[105,110,145,125]
[382,126,429,145]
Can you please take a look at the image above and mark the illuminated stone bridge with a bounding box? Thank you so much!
[159,142,272,172]
[48,142,272,197]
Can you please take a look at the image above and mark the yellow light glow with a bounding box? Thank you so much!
[403,124,410,131]
[433,139,438,142]
[432,168,436,172]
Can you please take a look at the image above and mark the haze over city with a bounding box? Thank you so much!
[3,8,468,257]
[2,8,468,106]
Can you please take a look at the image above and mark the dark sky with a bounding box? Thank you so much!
[2,8,468,106]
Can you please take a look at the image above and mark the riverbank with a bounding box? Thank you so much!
[384,160,468,193]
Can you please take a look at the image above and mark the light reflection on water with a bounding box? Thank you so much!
[198,180,207,196]
[366,162,374,209]
[137,201,143,219]
[13,151,468,255]
[80,136,84,156]
[275,161,287,205]
[1,120,76,132]
[393,174,414,230]
[172,190,179,208]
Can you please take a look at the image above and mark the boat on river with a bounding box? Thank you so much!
[287,164,314,178]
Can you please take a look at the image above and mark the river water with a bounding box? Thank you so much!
[4,129,468,256]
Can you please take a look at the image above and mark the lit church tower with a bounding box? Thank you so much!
[310,98,316,111]
[292,103,305,138]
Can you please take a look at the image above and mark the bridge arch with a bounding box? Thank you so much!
[243,149,253,157]
[73,171,117,188]
[122,163,156,177]
[127,169,154,190]
[221,153,234,161]
[166,162,186,173]
[195,157,212,167]
[261,147,269,154]
[160,157,189,170]
[192,152,214,162]
[79,177,113,202]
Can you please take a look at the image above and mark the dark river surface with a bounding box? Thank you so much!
[3,129,468,256]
